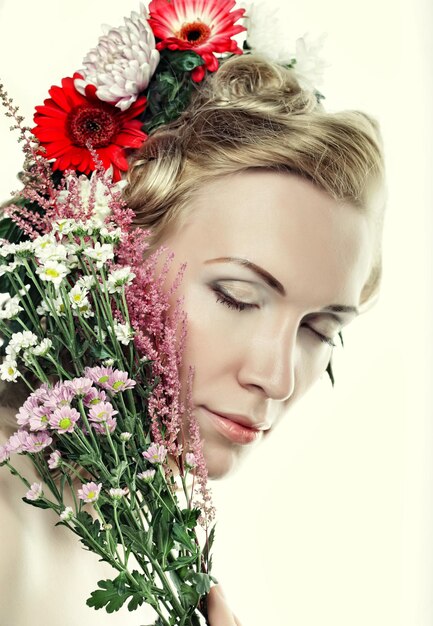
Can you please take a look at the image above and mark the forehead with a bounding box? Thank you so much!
[176,170,373,307]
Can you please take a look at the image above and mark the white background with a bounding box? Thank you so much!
[0,1,431,625]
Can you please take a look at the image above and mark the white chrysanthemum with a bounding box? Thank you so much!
[244,2,327,90]
[0,262,19,276]
[34,242,68,264]
[83,242,114,268]
[32,338,53,357]
[36,260,70,287]
[292,34,328,90]
[100,226,123,244]
[51,219,77,236]
[77,275,96,290]
[74,8,160,111]
[13,241,34,258]
[113,321,134,346]
[36,294,66,318]
[0,293,22,320]
[68,285,89,309]
[73,300,94,319]
[0,358,19,382]
[106,267,136,293]
[60,506,74,522]
[7,331,38,357]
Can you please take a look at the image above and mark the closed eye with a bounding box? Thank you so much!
[213,286,258,311]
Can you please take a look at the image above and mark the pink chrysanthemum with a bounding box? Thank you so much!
[107,371,136,393]
[26,482,43,501]
[65,377,94,396]
[84,365,115,388]
[0,444,10,464]
[148,0,246,82]
[137,468,156,482]
[28,406,52,431]
[88,402,118,423]
[92,416,117,435]
[109,486,129,499]
[43,385,75,411]
[49,406,80,434]
[83,387,107,408]
[78,481,102,503]
[48,450,62,470]
[142,443,167,464]
[22,431,53,454]
[7,430,31,454]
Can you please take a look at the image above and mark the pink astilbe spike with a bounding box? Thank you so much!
[185,368,215,528]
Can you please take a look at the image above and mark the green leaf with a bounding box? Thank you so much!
[110,460,129,483]
[178,582,200,610]
[164,50,204,72]
[86,576,129,613]
[21,497,51,510]
[76,511,102,551]
[188,572,212,596]
[181,507,201,529]
[172,522,196,552]
[165,555,197,571]
[202,523,216,567]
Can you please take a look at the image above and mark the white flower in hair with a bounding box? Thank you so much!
[74,5,160,111]
[292,33,328,90]
[243,2,328,91]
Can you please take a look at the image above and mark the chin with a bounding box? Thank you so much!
[201,437,252,480]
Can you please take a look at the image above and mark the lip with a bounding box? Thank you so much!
[201,407,264,445]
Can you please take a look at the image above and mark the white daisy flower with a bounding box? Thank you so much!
[0,293,23,320]
[68,285,89,309]
[32,338,53,357]
[36,260,70,287]
[106,267,135,293]
[0,359,19,382]
[83,242,114,268]
[113,321,134,346]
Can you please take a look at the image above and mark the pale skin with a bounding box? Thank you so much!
[0,170,376,625]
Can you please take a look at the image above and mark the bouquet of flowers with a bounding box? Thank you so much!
[0,104,217,624]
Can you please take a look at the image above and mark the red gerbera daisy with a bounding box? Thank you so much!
[148,0,246,82]
[33,73,147,181]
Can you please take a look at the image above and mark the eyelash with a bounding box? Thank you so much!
[213,288,337,348]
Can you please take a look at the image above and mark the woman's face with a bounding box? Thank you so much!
[160,170,374,479]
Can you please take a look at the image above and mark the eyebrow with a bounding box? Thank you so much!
[204,256,360,319]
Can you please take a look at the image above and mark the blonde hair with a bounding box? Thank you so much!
[124,53,386,307]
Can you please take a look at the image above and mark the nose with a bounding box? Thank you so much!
[236,318,297,401]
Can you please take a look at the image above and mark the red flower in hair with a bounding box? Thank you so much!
[148,0,246,82]
[33,74,147,181]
